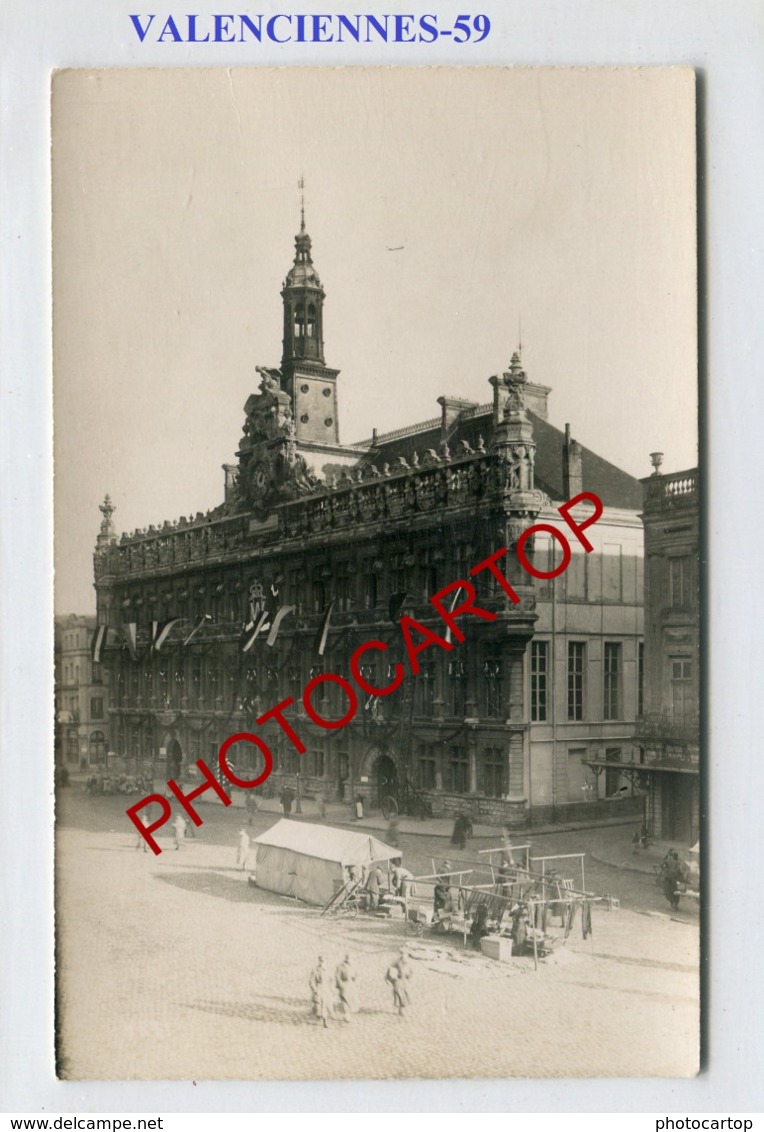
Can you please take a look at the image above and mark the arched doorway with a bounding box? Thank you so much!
[89,730,106,766]
[166,736,182,781]
[374,754,397,808]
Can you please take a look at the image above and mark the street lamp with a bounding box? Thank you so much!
[295,769,302,815]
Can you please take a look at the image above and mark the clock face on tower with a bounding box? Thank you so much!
[252,461,268,492]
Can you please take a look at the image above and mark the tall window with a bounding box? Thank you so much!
[483,747,506,798]
[288,664,303,706]
[308,746,325,778]
[532,534,553,599]
[288,568,304,616]
[362,559,378,611]
[312,575,326,614]
[417,660,436,718]
[603,643,621,721]
[90,696,104,720]
[567,642,586,721]
[422,557,439,602]
[335,562,352,612]
[638,641,644,717]
[389,554,407,598]
[531,641,548,722]
[566,549,587,600]
[89,731,106,765]
[417,743,436,790]
[670,657,693,722]
[448,746,469,794]
[67,733,79,764]
[669,556,692,608]
[482,656,504,718]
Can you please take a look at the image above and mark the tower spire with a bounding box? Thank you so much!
[298,175,305,233]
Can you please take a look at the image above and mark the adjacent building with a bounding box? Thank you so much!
[92,215,645,826]
[635,464,700,843]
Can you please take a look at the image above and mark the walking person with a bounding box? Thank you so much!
[309,956,333,1028]
[236,828,250,870]
[173,813,187,851]
[365,864,383,912]
[450,811,468,850]
[385,949,412,1018]
[134,810,150,852]
[334,954,357,1022]
[662,849,685,911]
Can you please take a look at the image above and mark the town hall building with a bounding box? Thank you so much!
[92,213,645,826]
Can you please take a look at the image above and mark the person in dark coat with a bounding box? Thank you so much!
[662,849,685,910]
[385,950,412,1017]
[450,812,468,849]
[365,865,382,911]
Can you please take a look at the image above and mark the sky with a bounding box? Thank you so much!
[53,66,698,614]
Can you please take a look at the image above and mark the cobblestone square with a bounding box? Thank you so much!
[55,792,700,1080]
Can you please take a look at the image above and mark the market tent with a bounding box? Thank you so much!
[252,819,401,906]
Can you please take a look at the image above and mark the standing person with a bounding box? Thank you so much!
[280,787,293,817]
[662,849,685,911]
[134,810,150,852]
[334,954,357,1022]
[309,956,332,1028]
[354,794,364,821]
[173,813,186,851]
[236,828,250,870]
[365,863,381,912]
[450,811,468,850]
[391,861,414,898]
[433,861,451,916]
[315,790,326,821]
[385,950,412,1017]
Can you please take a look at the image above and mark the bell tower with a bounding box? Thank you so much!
[280,180,340,445]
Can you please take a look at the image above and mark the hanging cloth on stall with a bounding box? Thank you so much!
[581,900,592,939]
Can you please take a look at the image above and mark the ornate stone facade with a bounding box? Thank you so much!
[93,217,645,825]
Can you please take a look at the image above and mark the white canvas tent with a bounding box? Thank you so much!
[252,819,401,906]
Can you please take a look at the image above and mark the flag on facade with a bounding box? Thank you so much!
[388,591,408,624]
[243,608,269,652]
[183,613,213,647]
[151,617,182,654]
[442,588,463,645]
[266,604,295,647]
[314,598,336,656]
[91,624,108,664]
[123,622,138,661]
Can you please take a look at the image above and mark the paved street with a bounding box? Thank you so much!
[55,787,700,1080]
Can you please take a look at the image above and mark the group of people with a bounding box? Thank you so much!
[308,954,358,1025]
[343,859,415,912]
[309,950,413,1025]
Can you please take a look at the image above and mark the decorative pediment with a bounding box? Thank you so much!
[239,367,294,450]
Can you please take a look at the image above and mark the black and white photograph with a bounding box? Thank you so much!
[52,66,700,1081]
